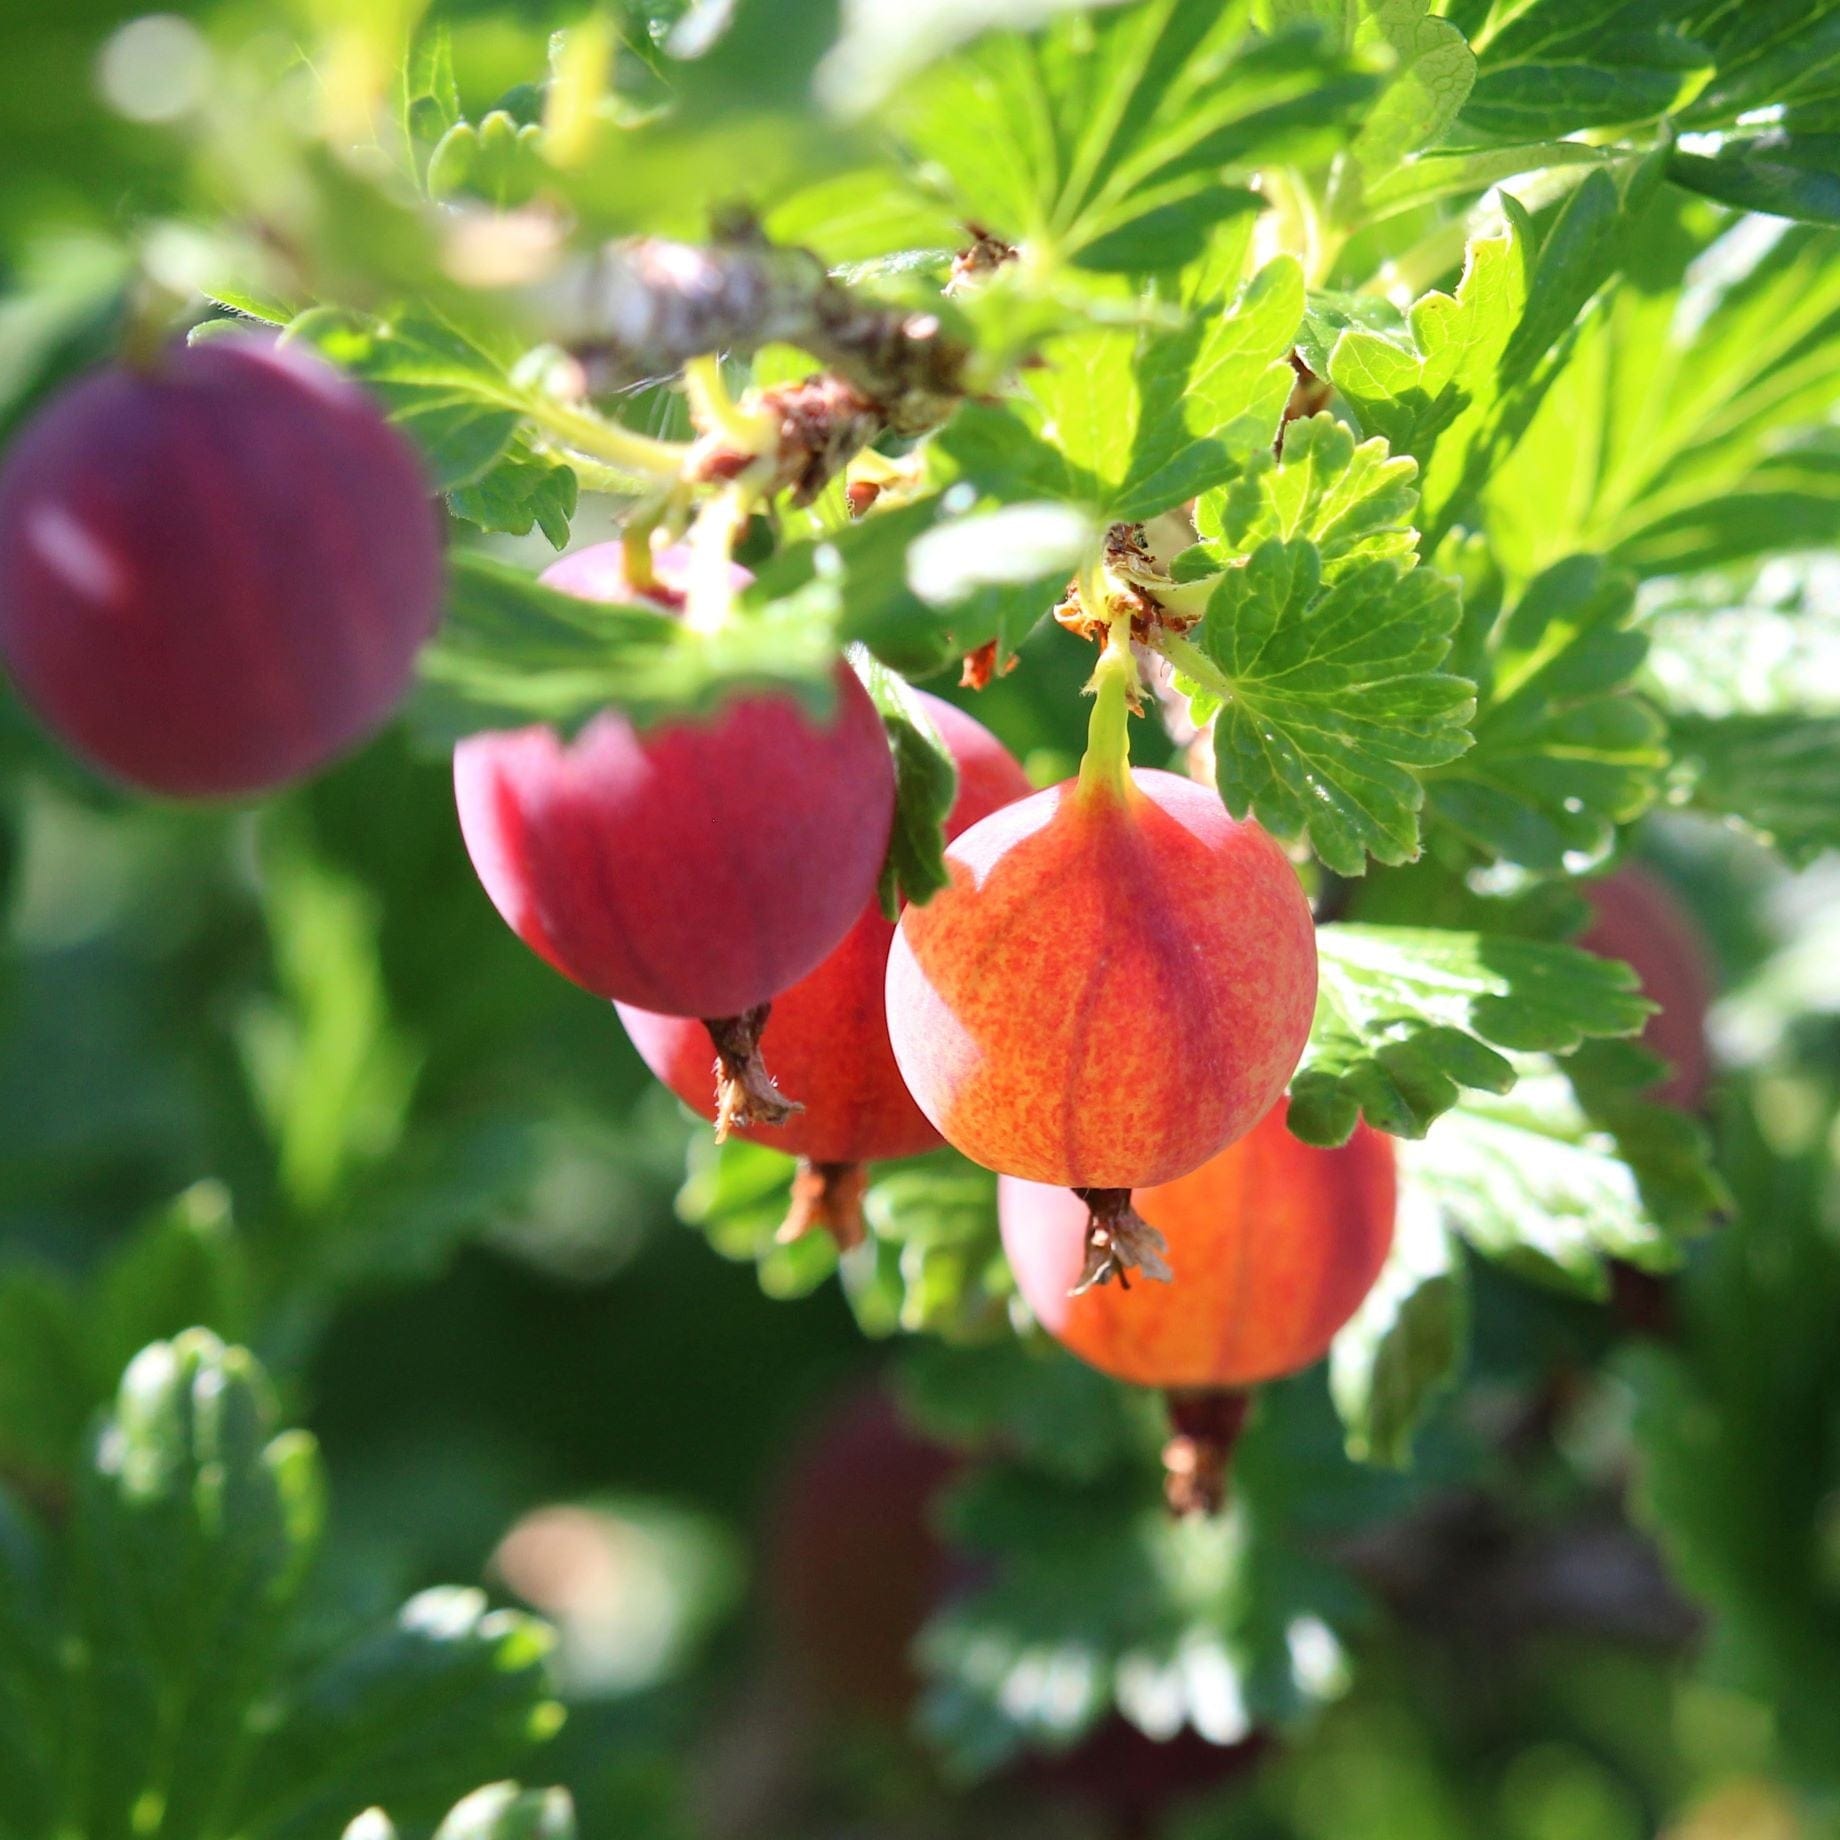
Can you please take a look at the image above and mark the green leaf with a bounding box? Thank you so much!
[411,554,836,751]
[916,1377,1395,1774]
[842,1154,1014,1341]
[1290,923,1654,1144]
[285,310,525,492]
[1625,1100,1840,1778]
[1669,135,1840,227]
[1194,412,1422,579]
[1459,0,1710,140]
[1675,0,1840,129]
[1426,554,1666,870]
[86,1181,249,1392]
[19,1331,564,1837]
[433,1785,576,1840]
[1342,0,1477,184]
[1337,162,1664,546]
[938,258,1304,521]
[763,169,962,269]
[240,1588,562,1840]
[427,112,550,209]
[0,236,131,443]
[752,498,1090,680]
[1667,710,1840,867]
[1483,214,1840,581]
[674,1136,840,1303]
[397,23,462,183]
[1360,140,1614,223]
[894,0,1378,272]
[1402,1058,1718,1298]
[1188,538,1472,874]
[447,442,579,549]
[0,1494,57,1836]
[1330,210,1530,505]
[1642,558,1840,718]
[0,1268,89,1484]
[63,1331,325,1838]
[1328,1176,1467,1468]
[920,1464,1337,1770]
[856,653,959,914]
[898,1336,1152,1484]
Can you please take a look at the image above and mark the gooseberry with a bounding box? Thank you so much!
[0,335,441,797]
[454,541,895,1023]
[618,691,1030,1242]
[887,766,1316,1282]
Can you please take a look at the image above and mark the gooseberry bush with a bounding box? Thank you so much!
[4,0,1840,1832]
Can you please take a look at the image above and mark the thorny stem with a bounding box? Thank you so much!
[1075,567,1142,803]
[530,227,970,435]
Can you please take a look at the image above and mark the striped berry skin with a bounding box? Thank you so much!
[617,691,1032,1160]
[999,1102,1396,1389]
[0,336,441,798]
[454,542,895,1019]
[886,768,1317,1191]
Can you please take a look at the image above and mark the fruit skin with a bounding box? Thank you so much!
[616,692,1032,1161]
[0,336,440,798]
[999,1101,1396,1389]
[1578,862,1713,1110]
[885,768,1317,1189]
[453,541,895,1018]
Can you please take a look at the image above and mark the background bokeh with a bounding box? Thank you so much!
[6,3,1840,1837]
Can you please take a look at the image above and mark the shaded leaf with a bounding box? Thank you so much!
[1329,1175,1466,1468]
[1290,923,1653,1144]
[1427,554,1666,869]
[411,554,836,751]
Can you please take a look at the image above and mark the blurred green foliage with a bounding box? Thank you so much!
[6,1,1840,1835]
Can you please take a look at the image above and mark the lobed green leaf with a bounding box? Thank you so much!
[1291,923,1653,1143]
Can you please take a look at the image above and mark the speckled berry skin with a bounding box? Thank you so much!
[999,1102,1395,1388]
[0,336,441,798]
[454,542,895,1018]
[885,768,1317,1188]
[617,692,1032,1159]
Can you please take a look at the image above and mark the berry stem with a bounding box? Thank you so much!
[1162,1388,1252,1518]
[779,1159,870,1251]
[682,478,759,635]
[1146,628,1234,705]
[525,397,691,481]
[1076,567,1140,803]
[684,353,777,454]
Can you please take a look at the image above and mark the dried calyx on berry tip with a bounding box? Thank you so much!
[705,1006,803,1139]
[1070,1188,1172,1293]
[1162,1389,1252,1518]
[779,1159,870,1252]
